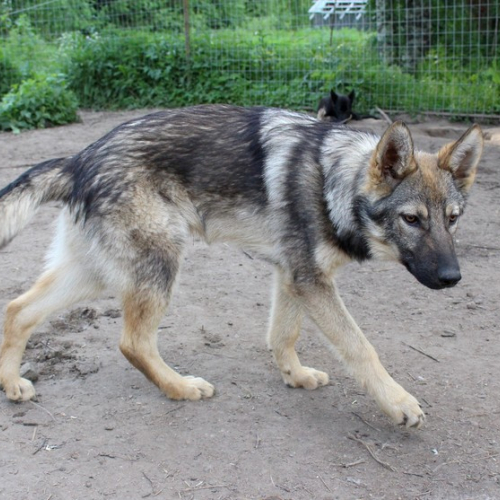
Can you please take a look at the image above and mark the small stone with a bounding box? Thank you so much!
[441,330,456,338]
[20,362,39,382]
[103,309,121,318]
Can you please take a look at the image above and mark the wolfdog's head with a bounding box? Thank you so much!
[318,90,355,122]
[362,122,483,290]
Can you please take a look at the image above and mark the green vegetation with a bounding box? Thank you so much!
[0,75,79,132]
[0,48,22,97]
[0,1,498,131]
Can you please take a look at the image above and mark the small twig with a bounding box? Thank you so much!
[356,267,393,274]
[33,438,48,455]
[142,471,154,487]
[318,475,332,492]
[421,397,432,408]
[180,485,226,493]
[242,250,254,260]
[254,432,261,449]
[163,405,185,417]
[30,401,56,421]
[403,471,425,477]
[468,452,499,463]
[348,433,396,472]
[375,106,393,124]
[351,411,381,432]
[338,115,352,125]
[31,426,38,441]
[336,459,366,468]
[141,472,163,498]
[433,460,460,472]
[464,244,500,252]
[402,342,440,363]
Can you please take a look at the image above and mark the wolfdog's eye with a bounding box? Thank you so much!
[402,214,419,225]
[449,214,459,223]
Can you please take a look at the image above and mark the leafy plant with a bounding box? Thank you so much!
[1,0,96,38]
[0,74,79,133]
[0,48,22,97]
[1,15,59,78]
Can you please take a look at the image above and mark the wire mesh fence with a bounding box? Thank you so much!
[0,1,499,121]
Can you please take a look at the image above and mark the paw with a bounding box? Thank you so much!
[177,376,215,401]
[2,377,36,402]
[282,366,329,390]
[379,388,425,429]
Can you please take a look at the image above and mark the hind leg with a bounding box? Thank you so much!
[119,289,214,400]
[267,269,329,390]
[0,265,103,401]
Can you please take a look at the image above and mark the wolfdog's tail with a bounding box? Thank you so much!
[0,158,71,249]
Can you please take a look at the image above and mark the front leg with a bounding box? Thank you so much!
[297,278,425,429]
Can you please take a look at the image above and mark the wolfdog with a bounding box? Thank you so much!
[0,105,483,428]
[317,89,356,122]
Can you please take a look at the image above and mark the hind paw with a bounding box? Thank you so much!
[2,377,36,402]
[282,366,329,390]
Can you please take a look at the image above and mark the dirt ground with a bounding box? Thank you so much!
[0,109,499,500]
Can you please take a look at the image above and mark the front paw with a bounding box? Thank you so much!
[2,377,36,402]
[378,386,425,429]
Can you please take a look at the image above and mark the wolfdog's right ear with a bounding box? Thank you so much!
[370,122,416,190]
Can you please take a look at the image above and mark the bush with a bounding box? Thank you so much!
[0,49,23,98]
[0,74,79,132]
[61,26,500,116]
[95,0,184,32]
[62,31,183,109]
[1,15,59,79]
[1,0,96,39]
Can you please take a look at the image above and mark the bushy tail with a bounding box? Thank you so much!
[0,158,71,249]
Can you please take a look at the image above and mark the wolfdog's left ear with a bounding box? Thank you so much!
[438,124,484,194]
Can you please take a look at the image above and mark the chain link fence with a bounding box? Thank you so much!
[0,1,499,120]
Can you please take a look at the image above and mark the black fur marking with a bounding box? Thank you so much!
[62,107,269,223]
[144,107,267,203]
[324,159,371,262]
[0,158,65,200]
[63,150,133,222]
[280,124,333,282]
[331,194,371,262]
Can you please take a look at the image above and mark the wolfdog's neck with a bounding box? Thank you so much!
[321,129,379,261]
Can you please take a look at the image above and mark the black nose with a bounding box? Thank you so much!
[438,268,461,288]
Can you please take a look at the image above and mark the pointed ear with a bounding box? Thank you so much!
[348,89,355,102]
[330,90,338,103]
[438,124,483,194]
[371,122,416,188]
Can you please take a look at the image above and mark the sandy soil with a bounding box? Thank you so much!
[0,110,499,500]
